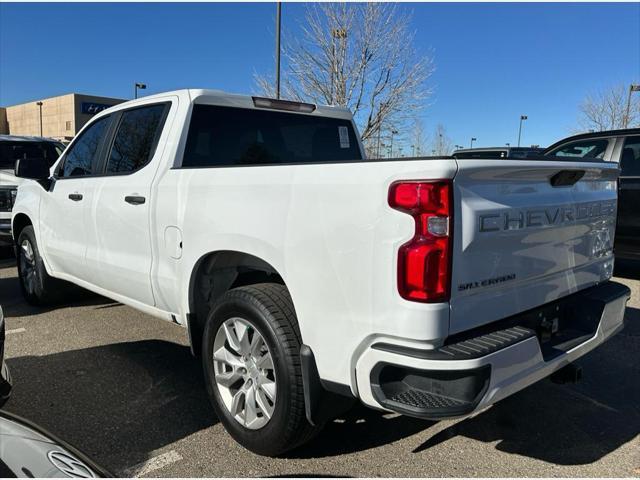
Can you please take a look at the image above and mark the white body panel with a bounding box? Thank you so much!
[11,88,627,414]
[40,179,92,278]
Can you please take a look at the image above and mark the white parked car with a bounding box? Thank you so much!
[11,89,630,455]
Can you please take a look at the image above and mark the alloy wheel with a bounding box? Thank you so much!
[19,239,37,295]
[213,317,277,430]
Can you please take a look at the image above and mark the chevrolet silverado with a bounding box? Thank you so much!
[10,89,630,455]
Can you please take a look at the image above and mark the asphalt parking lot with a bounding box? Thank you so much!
[1,252,639,477]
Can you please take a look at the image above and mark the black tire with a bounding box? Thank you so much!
[16,226,68,305]
[202,283,319,456]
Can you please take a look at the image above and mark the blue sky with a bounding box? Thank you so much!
[1,2,638,149]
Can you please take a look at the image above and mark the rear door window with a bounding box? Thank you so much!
[549,138,610,159]
[182,105,362,167]
[620,136,640,176]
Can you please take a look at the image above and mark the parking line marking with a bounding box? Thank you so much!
[119,450,182,477]
[566,389,618,413]
[6,328,26,335]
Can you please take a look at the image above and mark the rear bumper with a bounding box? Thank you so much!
[356,281,630,419]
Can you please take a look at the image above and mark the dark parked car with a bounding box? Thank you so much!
[452,146,545,159]
[544,128,640,260]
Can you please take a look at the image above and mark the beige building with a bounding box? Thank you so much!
[0,93,125,141]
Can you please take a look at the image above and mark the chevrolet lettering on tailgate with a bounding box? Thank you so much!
[478,201,616,233]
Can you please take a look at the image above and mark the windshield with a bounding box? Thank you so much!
[545,138,610,159]
[0,141,62,170]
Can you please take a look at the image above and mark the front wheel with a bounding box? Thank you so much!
[202,283,320,456]
[16,226,68,305]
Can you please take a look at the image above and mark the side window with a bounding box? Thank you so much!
[552,138,609,159]
[60,116,110,177]
[53,143,66,158]
[620,136,640,176]
[105,104,166,174]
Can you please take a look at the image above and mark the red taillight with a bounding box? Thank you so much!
[388,180,452,303]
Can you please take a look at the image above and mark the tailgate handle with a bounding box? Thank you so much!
[550,170,585,187]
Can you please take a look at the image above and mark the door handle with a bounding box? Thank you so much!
[68,193,83,201]
[125,195,146,205]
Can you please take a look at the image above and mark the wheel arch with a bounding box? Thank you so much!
[186,250,289,357]
[12,213,33,246]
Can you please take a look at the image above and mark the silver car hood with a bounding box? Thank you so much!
[0,411,109,478]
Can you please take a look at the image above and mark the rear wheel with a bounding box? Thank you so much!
[16,226,68,305]
[202,283,319,456]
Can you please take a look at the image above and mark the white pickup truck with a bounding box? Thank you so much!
[11,89,630,456]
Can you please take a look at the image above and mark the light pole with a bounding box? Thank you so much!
[36,101,43,136]
[330,27,347,104]
[275,2,282,99]
[411,144,415,156]
[517,115,527,147]
[470,137,477,148]
[133,82,147,98]
[134,82,147,99]
[389,129,398,157]
[624,84,640,128]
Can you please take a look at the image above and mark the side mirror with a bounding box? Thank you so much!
[14,156,50,181]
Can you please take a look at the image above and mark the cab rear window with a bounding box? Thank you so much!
[182,105,362,167]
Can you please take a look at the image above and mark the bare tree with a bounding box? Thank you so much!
[578,84,640,131]
[410,119,427,156]
[430,124,453,156]
[256,3,434,150]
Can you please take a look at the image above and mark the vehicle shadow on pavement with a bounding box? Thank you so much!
[413,307,640,465]
[3,340,217,472]
[291,406,435,458]
[294,308,639,462]
[0,275,116,318]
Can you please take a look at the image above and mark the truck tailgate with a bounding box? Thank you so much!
[449,159,619,334]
